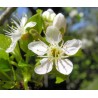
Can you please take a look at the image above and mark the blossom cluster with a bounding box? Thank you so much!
[5,9,82,75]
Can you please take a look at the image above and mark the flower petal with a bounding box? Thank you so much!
[24,22,36,30]
[6,40,17,53]
[63,39,82,55]
[42,9,56,21]
[6,30,21,53]
[56,59,73,75]
[20,15,27,27]
[28,41,48,56]
[34,58,53,74]
[53,13,66,31]
[46,26,62,44]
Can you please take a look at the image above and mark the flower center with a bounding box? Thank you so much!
[47,45,64,59]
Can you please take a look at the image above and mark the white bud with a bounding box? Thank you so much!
[53,13,66,32]
[42,9,56,21]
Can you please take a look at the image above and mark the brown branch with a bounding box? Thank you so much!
[0,7,17,26]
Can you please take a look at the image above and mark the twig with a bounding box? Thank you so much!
[0,7,17,26]
[44,74,48,88]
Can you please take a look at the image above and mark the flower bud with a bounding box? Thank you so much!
[42,9,56,21]
[29,29,40,40]
[53,13,66,33]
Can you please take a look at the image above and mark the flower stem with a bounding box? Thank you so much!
[24,81,29,90]
[13,42,23,62]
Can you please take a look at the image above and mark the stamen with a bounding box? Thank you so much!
[61,56,69,59]
[11,19,20,28]
[13,15,21,23]
[60,40,64,48]
[38,56,53,58]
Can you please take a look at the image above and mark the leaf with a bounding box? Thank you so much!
[55,77,65,84]
[19,33,33,53]
[0,59,11,72]
[27,9,43,34]
[49,67,68,84]
[74,49,83,57]
[0,49,9,60]
[0,34,11,50]
[2,81,15,89]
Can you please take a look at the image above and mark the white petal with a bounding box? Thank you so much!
[6,30,21,53]
[6,40,17,53]
[20,15,27,27]
[56,59,73,75]
[11,30,22,39]
[53,13,66,31]
[47,9,54,14]
[24,22,36,30]
[42,11,49,19]
[50,13,56,21]
[34,58,53,74]
[28,41,48,56]
[46,26,62,44]
[42,9,56,21]
[63,39,82,55]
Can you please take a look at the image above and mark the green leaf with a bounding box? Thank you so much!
[0,34,11,50]
[2,81,15,89]
[27,9,43,34]
[0,59,11,72]
[55,77,65,84]
[0,49,9,60]
[74,49,83,57]
[19,39,30,52]
[49,67,68,84]
[19,34,33,53]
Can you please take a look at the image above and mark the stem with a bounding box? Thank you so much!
[13,42,23,62]
[10,61,17,67]
[44,74,48,87]
[0,7,17,26]
[24,80,29,90]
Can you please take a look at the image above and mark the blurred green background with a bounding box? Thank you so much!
[0,7,98,90]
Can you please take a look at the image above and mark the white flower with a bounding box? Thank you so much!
[28,26,82,75]
[5,15,36,53]
[42,9,66,32]
[53,13,66,32]
[42,9,56,21]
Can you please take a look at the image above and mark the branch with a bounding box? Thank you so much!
[0,7,17,26]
